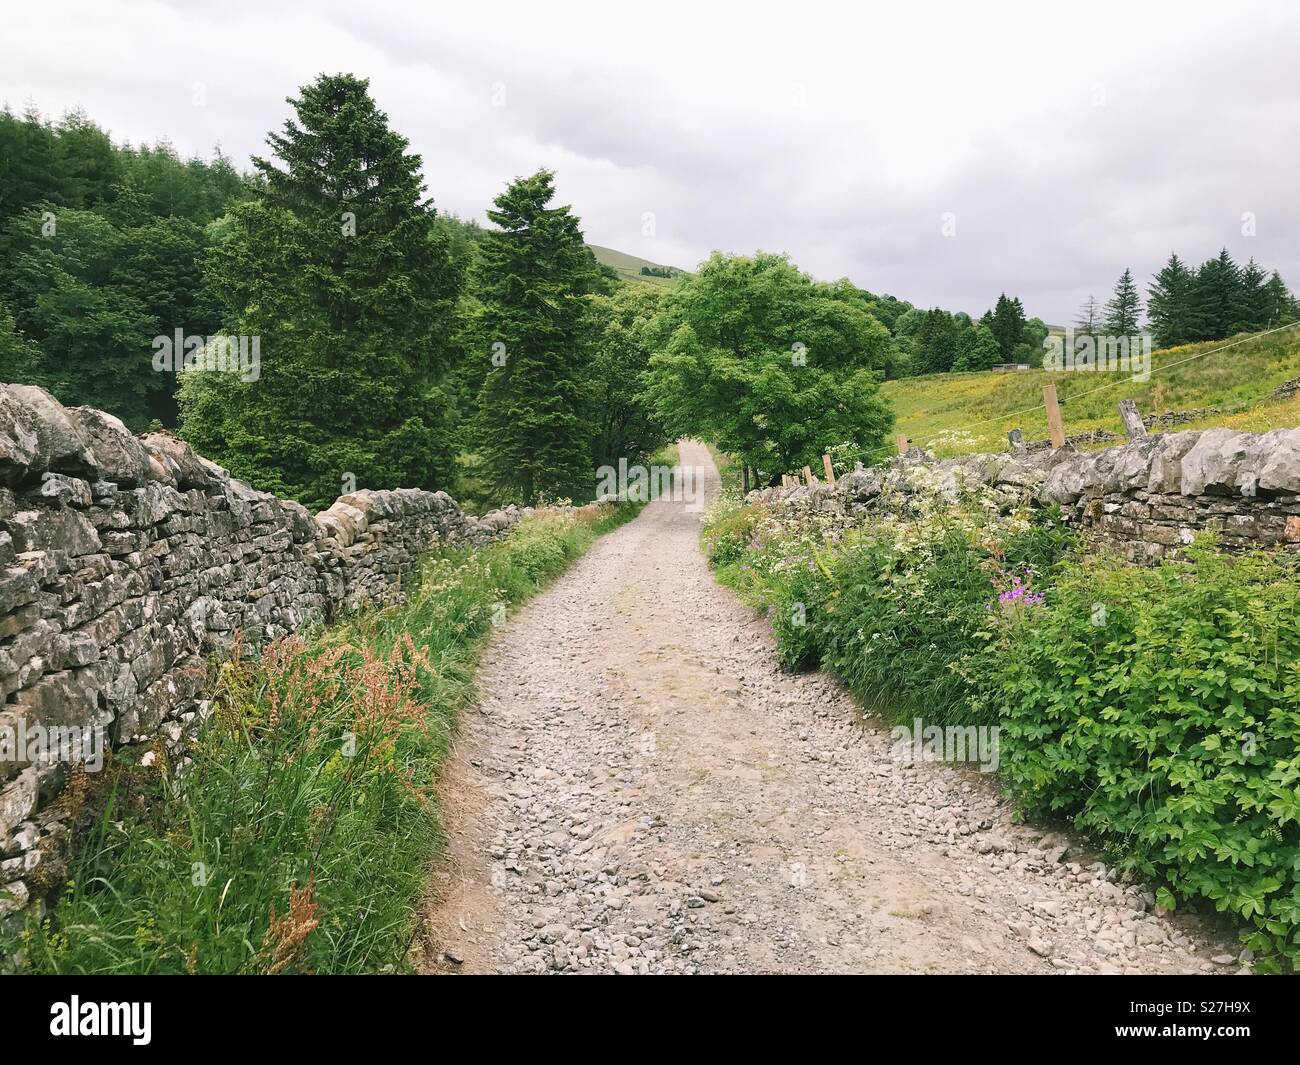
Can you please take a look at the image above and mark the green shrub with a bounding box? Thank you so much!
[996,539,1300,970]
[709,500,1074,725]
[4,504,640,974]
[705,495,1300,969]
[763,540,840,671]
[701,501,765,568]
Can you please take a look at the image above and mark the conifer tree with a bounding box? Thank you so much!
[1103,268,1142,335]
[914,307,959,373]
[989,293,1027,357]
[1146,254,1192,347]
[1187,248,1246,341]
[180,73,460,508]
[1262,271,1297,326]
[1240,257,1269,330]
[467,169,602,504]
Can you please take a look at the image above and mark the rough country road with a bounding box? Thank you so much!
[420,440,1239,975]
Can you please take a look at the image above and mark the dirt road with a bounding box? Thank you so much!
[420,440,1237,974]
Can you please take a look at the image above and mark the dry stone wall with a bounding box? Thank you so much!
[748,426,1300,564]
[0,384,537,913]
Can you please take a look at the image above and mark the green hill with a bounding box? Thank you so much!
[882,328,1300,456]
[587,244,687,288]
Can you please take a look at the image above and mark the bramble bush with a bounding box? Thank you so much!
[706,495,1300,969]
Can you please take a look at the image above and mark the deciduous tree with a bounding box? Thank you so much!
[644,252,892,480]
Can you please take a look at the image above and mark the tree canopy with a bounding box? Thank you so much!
[644,252,893,479]
[461,169,607,504]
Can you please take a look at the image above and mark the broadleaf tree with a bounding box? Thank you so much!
[953,322,1001,371]
[586,284,670,470]
[644,252,893,482]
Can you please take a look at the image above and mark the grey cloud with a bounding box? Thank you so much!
[4,1,1297,326]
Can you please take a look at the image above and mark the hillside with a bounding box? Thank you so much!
[588,243,687,287]
[881,328,1300,456]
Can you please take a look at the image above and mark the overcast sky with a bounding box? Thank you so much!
[3,0,1297,324]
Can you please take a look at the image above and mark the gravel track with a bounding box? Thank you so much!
[420,440,1240,975]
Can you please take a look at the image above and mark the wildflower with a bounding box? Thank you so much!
[262,876,320,975]
[988,571,1046,614]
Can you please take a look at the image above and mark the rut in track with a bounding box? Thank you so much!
[420,440,1239,975]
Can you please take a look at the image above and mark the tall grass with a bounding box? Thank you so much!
[3,505,640,974]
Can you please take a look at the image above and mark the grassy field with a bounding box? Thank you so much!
[588,243,687,288]
[881,326,1300,457]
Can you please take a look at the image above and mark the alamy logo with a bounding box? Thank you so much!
[1043,329,1151,381]
[0,721,104,772]
[595,459,705,512]
[889,718,1000,773]
[152,329,261,382]
[49,997,152,1045]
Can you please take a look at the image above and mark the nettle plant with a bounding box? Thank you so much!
[997,538,1300,970]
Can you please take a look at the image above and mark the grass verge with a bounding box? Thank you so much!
[2,503,641,974]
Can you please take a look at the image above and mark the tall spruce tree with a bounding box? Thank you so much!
[468,169,601,504]
[1103,268,1142,335]
[1187,249,1246,342]
[1240,257,1269,330]
[989,293,1027,357]
[1146,254,1192,347]
[180,73,459,508]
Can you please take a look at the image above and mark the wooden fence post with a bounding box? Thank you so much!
[1043,384,1066,450]
[1117,398,1147,440]
[822,453,835,483]
[802,465,815,486]
[896,434,909,456]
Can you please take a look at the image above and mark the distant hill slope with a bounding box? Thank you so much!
[588,244,688,287]
[881,329,1300,456]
